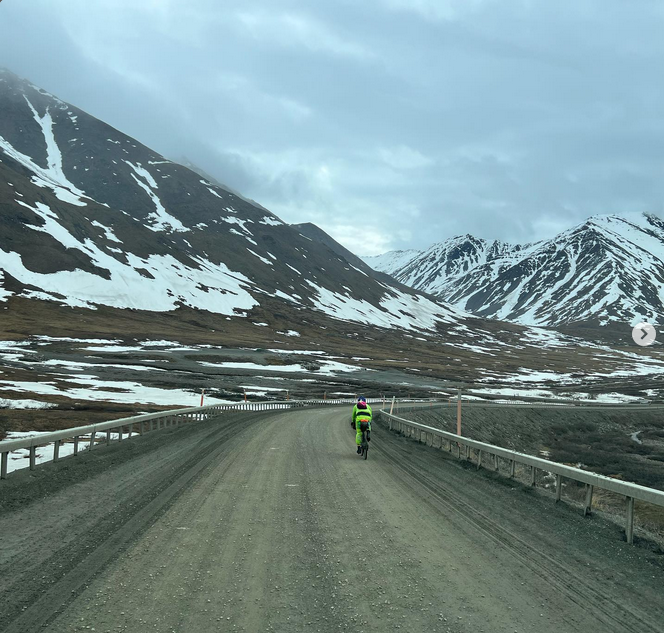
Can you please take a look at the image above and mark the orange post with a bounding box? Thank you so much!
[200,388,205,407]
[456,389,462,436]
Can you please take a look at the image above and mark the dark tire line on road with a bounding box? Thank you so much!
[374,426,663,633]
[0,412,271,633]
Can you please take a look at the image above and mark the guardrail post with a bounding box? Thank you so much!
[74,436,79,456]
[531,466,537,487]
[626,496,635,544]
[477,450,482,470]
[584,485,594,516]
[29,446,36,470]
[465,445,470,461]
[106,429,111,445]
[1,451,8,479]
[157,418,162,430]
[140,421,145,436]
[494,454,499,471]
[456,390,462,436]
[555,475,562,502]
[118,426,123,442]
[129,423,134,438]
[89,431,96,451]
[53,439,61,463]
[510,459,515,478]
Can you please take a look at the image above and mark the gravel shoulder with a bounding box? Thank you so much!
[1,407,663,633]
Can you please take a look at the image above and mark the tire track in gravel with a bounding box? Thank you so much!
[374,418,664,633]
[0,411,273,633]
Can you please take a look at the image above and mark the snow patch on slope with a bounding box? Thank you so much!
[125,161,188,232]
[0,200,257,314]
[0,97,91,206]
[304,280,459,331]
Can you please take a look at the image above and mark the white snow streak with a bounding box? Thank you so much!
[124,161,188,232]
[0,98,90,206]
[0,200,257,314]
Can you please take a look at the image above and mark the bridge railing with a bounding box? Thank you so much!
[0,397,421,479]
[392,400,660,411]
[379,410,664,546]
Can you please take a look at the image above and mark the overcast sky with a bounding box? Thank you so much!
[1,1,664,255]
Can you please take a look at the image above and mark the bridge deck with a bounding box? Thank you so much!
[1,407,663,633]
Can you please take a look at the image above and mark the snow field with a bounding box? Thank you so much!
[0,377,234,407]
[0,211,258,313]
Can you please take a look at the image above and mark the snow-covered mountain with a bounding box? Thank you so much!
[0,68,466,336]
[365,214,664,327]
[5,69,664,396]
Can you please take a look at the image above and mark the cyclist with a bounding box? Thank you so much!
[351,396,372,454]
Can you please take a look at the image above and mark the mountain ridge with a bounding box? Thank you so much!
[365,213,664,327]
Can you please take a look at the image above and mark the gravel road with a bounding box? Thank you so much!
[1,406,663,633]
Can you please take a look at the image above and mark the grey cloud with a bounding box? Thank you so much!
[1,0,664,254]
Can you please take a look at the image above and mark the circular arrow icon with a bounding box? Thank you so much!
[632,322,657,346]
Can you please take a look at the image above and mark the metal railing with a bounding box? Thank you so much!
[396,400,661,411]
[0,397,386,479]
[380,410,664,545]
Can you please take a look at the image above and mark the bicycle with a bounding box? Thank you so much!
[359,421,370,460]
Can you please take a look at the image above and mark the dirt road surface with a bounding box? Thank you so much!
[1,407,663,633]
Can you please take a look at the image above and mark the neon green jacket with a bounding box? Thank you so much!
[352,402,372,429]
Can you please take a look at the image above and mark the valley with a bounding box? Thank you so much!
[2,66,664,514]
[3,5,664,632]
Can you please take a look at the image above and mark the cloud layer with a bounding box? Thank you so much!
[1,0,664,254]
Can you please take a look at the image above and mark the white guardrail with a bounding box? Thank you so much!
[0,397,391,480]
[379,409,664,546]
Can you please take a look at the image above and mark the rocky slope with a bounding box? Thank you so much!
[0,68,465,338]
